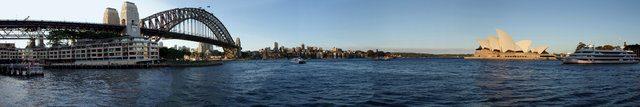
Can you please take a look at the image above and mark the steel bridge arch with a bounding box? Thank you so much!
[140,8,235,46]
[140,8,240,58]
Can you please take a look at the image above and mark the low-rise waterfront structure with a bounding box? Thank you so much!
[0,37,160,65]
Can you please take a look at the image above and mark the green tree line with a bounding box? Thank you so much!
[159,47,191,60]
[576,42,617,50]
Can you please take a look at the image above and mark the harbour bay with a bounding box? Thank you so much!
[1,58,639,106]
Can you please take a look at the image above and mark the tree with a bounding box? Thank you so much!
[376,51,386,57]
[366,50,375,58]
[160,47,191,60]
[595,45,616,50]
[576,42,586,50]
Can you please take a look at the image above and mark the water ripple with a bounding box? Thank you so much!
[1,58,640,106]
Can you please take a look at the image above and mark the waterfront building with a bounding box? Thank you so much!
[464,29,556,60]
[0,43,19,60]
[0,37,160,65]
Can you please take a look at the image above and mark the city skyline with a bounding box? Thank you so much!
[1,0,639,54]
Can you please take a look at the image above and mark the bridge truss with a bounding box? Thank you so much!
[0,8,241,58]
[140,8,240,58]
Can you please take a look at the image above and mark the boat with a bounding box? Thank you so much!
[290,57,306,64]
[557,45,639,64]
[374,56,392,61]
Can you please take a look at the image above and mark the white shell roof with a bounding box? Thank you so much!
[487,35,500,51]
[476,39,490,49]
[476,29,547,53]
[515,40,532,52]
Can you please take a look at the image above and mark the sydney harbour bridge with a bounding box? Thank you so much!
[0,2,241,58]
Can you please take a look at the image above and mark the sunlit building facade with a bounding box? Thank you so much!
[0,37,160,65]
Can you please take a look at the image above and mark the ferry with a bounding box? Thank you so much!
[557,45,639,64]
[290,57,306,64]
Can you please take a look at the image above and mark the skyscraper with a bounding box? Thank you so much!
[274,42,278,53]
[197,43,211,53]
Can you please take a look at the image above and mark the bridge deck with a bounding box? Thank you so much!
[0,20,239,48]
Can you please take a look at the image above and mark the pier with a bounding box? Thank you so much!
[0,64,43,76]
[44,64,157,69]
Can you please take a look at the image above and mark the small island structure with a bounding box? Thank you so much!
[464,29,556,60]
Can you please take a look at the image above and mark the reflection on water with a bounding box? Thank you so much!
[1,58,640,106]
[474,60,640,106]
[475,60,538,106]
[0,69,173,106]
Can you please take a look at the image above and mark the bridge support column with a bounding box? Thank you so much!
[37,27,46,48]
[27,38,36,48]
[37,38,45,48]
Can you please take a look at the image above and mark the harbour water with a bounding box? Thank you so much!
[1,58,640,106]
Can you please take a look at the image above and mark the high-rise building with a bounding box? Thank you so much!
[196,43,211,53]
[274,42,278,52]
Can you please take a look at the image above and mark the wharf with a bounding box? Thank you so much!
[44,63,156,69]
[0,64,44,76]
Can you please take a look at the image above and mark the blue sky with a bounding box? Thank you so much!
[1,0,639,54]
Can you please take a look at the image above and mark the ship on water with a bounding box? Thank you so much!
[464,29,556,60]
[557,45,639,64]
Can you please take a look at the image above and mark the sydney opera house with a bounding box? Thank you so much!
[464,29,556,60]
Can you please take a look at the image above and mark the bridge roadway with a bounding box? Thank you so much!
[0,20,239,48]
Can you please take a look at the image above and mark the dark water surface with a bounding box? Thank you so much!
[1,58,640,106]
